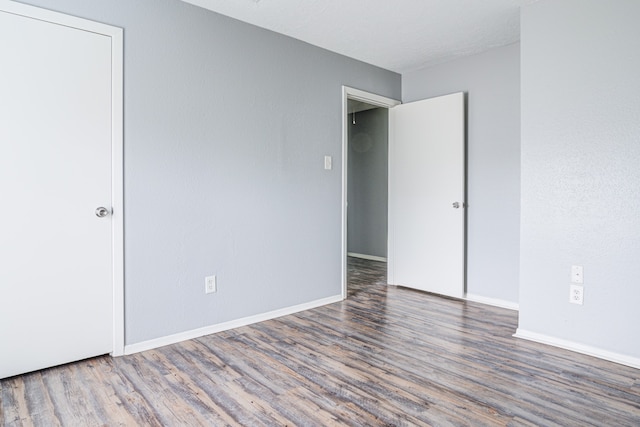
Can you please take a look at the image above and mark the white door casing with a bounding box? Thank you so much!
[388,92,466,298]
[0,1,123,378]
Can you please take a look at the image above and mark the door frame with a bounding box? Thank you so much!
[341,86,400,299]
[2,1,125,356]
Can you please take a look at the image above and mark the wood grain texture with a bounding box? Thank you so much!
[2,257,639,426]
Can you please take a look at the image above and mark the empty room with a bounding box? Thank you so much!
[1,0,639,425]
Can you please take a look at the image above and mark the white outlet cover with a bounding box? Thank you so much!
[205,275,217,294]
[569,284,584,305]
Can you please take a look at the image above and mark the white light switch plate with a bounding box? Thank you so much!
[571,265,583,284]
[324,156,332,170]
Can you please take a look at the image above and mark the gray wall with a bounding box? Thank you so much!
[20,0,400,344]
[347,108,388,258]
[402,44,521,304]
[519,0,640,358]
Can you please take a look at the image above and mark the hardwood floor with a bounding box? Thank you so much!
[2,257,639,426]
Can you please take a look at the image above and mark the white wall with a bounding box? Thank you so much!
[19,0,401,346]
[403,44,521,306]
[518,0,640,364]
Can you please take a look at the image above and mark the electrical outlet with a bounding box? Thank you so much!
[205,275,217,294]
[569,284,583,305]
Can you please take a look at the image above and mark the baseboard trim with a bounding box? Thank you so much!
[347,252,387,262]
[514,328,640,369]
[465,293,519,311]
[124,294,343,355]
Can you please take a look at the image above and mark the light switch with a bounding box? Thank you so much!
[571,265,583,284]
[324,156,332,170]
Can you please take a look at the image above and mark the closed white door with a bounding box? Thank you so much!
[388,92,465,298]
[0,5,116,378]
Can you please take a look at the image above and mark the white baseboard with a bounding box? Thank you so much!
[465,293,519,311]
[124,294,343,355]
[347,252,387,262]
[514,328,640,370]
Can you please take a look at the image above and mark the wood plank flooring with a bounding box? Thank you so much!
[2,257,639,426]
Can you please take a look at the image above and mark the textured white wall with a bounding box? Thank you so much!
[519,0,640,360]
[403,44,521,305]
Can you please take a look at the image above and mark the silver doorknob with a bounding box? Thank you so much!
[95,207,110,217]
[452,202,461,209]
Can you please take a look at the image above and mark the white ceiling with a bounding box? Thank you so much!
[182,0,537,73]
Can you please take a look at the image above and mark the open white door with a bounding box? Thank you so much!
[388,92,465,298]
[0,2,123,378]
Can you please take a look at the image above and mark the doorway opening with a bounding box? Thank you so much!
[347,102,388,297]
[347,101,388,264]
[341,87,400,299]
